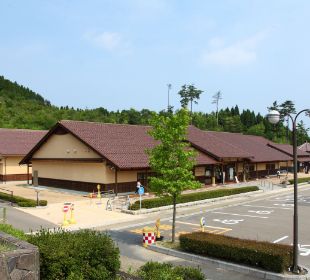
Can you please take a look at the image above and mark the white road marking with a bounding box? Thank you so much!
[213,219,244,225]
[273,236,288,243]
[175,220,231,230]
[248,210,273,215]
[211,211,268,219]
[299,245,310,256]
[274,203,294,207]
[242,205,292,210]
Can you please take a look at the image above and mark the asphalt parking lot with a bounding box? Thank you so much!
[121,186,310,268]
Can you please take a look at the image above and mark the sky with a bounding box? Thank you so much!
[1,0,310,126]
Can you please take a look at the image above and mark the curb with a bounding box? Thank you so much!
[147,244,310,280]
[122,184,310,215]
[122,190,264,215]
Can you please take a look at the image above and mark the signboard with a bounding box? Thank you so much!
[138,186,144,195]
[138,186,144,211]
[63,202,71,213]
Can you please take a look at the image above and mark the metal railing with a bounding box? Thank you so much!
[0,187,14,205]
[0,207,7,223]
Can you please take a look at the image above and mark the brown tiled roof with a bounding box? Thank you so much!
[196,130,292,163]
[299,142,310,153]
[21,120,294,168]
[0,128,47,156]
[22,121,218,169]
[267,143,310,157]
[187,126,253,159]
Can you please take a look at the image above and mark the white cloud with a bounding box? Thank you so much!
[84,31,123,52]
[202,31,269,67]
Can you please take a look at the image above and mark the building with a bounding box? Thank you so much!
[299,141,310,154]
[0,128,47,182]
[187,127,293,182]
[20,120,295,193]
[20,121,218,193]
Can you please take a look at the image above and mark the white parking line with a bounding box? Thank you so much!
[211,211,268,219]
[242,204,292,210]
[273,236,288,243]
[274,203,294,207]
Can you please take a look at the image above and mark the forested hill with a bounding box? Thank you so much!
[0,75,309,145]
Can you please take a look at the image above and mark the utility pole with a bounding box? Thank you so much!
[167,84,172,111]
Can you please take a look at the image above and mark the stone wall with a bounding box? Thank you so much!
[0,232,39,280]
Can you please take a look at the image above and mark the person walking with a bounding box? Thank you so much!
[135,181,141,194]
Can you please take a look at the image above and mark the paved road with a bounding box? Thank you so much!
[0,201,57,232]
[107,185,310,279]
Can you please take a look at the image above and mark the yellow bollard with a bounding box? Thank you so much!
[155,218,161,239]
[97,184,101,199]
[62,203,71,226]
[69,203,76,224]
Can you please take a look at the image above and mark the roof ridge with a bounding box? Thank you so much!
[60,120,152,128]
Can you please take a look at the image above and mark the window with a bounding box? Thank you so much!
[248,164,255,172]
[137,172,147,181]
[266,163,275,170]
[205,168,211,177]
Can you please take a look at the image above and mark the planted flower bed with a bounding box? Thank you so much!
[130,186,259,210]
[179,232,293,273]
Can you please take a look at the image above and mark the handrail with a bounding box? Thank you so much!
[0,187,14,205]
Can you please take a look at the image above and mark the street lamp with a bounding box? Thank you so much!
[167,84,172,111]
[267,108,310,274]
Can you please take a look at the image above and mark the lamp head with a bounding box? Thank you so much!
[267,110,281,124]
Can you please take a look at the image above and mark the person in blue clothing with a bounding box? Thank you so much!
[135,181,142,194]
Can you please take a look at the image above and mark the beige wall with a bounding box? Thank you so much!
[280,161,293,167]
[195,167,205,176]
[2,156,29,175]
[33,133,101,159]
[32,160,140,184]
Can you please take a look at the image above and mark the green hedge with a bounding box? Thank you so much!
[0,192,47,207]
[180,232,292,273]
[288,177,310,184]
[27,229,120,280]
[130,186,259,210]
[137,262,204,280]
[0,224,27,240]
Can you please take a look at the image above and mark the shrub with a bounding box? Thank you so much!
[179,232,292,273]
[137,262,204,280]
[0,224,27,240]
[27,229,120,280]
[130,186,259,210]
[0,191,47,207]
[288,177,310,184]
[38,200,48,206]
[17,200,37,207]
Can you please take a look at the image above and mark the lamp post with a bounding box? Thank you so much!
[267,109,310,274]
[167,84,172,111]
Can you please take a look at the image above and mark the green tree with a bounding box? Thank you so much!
[178,84,203,118]
[296,120,310,145]
[246,122,265,136]
[280,100,296,143]
[148,109,201,243]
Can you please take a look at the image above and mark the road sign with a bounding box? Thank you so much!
[138,186,144,211]
[63,203,71,213]
[138,186,144,195]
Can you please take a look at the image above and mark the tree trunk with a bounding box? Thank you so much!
[172,194,177,243]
